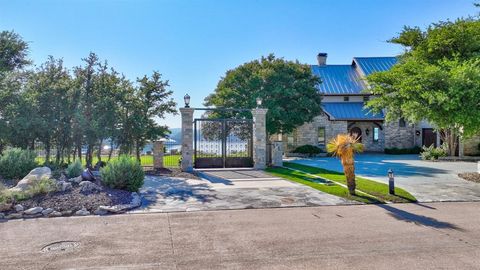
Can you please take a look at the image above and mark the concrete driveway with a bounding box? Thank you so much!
[2,202,480,269]
[290,154,480,202]
[134,169,356,213]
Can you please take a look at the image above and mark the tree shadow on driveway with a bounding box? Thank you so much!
[377,204,463,231]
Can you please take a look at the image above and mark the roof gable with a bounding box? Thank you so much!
[353,57,398,76]
[311,65,365,95]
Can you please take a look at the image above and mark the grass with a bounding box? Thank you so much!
[266,167,383,204]
[282,162,417,203]
[36,154,182,168]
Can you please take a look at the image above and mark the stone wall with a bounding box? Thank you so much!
[463,135,480,156]
[348,122,384,152]
[384,121,416,149]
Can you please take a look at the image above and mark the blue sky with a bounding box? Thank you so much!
[0,0,477,128]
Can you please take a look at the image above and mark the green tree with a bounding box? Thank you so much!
[0,31,30,73]
[366,17,480,156]
[204,54,322,135]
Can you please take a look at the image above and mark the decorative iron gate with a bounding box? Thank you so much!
[194,119,253,168]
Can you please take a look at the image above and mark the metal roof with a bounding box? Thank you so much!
[311,65,366,95]
[353,57,398,76]
[322,102,384,120]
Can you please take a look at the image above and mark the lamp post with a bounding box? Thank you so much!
[256,97,262,108]
[184,94,191,108]
[388,169,395,195]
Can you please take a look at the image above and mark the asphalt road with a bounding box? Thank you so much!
[1,202,480,269]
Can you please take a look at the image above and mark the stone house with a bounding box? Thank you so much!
[280,53,480,156]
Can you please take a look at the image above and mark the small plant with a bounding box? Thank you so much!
[420,144,448,160]
[101,155,144,192]
[0,148,38,180]
[327,134,364,195]
[66,160,83,178]
[292,145,323,156]
[27,177,57,195]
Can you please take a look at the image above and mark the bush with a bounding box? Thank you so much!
[66,160,83,178]
[420,144,448,160]
[0,148,38,180]
[100,155,144,192]
[385,146,421,154]
[292,145,323,156]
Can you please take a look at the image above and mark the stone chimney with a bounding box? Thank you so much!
[317,53,328,66]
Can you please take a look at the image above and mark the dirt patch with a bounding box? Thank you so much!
[458,172,480,183]
[145,168,200,179]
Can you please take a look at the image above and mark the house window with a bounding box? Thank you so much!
[287,131,297,150]
[399,118,406,127]
[363,96,369,102]
[343,96,349,102]
[318,127,326,146]
[373,127,379,142]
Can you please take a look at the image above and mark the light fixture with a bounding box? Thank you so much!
[365,128,370,136]
[184,94,191,108]
[416,130,421,136]
[256,97,263,108]
[387,169,395,195]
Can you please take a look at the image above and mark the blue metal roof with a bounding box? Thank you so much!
[322,102,384,120]
[311,65,365,94]
[353,57,398,76]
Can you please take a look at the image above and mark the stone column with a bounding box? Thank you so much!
[272,141,283,167]
[153,141,164,169]
[252,108,268,169]
[180,107,194,172]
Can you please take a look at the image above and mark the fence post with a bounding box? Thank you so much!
[180,107,195,172]
[153,141,164,170]
[272,141,283,167]
[252,108,268,169]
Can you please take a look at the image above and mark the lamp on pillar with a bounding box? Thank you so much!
[256,97,263,108]
[184,94,191,108]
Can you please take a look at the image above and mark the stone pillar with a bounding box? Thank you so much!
[458,139,464,157]
[180,108,194,172]
[153,141,164,169]
[252,108,268,169]
[272,141,283,167]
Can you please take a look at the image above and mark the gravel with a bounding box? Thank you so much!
[458,172,480,183]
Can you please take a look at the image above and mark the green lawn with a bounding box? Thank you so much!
[36,154,182,168]
[266,167,383,204]
[281,162,417,203]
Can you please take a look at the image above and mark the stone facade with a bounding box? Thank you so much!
[349,122,385,152]
[384,121,416,149]
[271,141,283,167]
[180,108,194,172]
[153,141,164,169]
[252,108,268,169]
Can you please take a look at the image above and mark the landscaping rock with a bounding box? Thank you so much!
[0,213,5,219]
[48,211,62,218]
[59,174,67,182]
[93,207,108,215]
[75,207,90,216]
[24,213,42,219]
[41,208,54,216]
[79,181,102,193]
[24,207,43,215]
[67,176,82,184]
[14,204,24,212]
[7,213,23,219]
[130,192,141,207]
[10,167,52,192]
[56,181,72,192]
[61,210,73,216]
[0,202,13,212]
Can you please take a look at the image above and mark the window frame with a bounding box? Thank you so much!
[373,127,380,142]
[317,127,326,147]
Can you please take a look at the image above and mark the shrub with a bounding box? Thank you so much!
[27,177,57,195]
[420,144,448,160]
[101,155,144,192]
[292,145,323,156]
[0,148,38,180]
[66,160,83,178]
[385,146,421,155]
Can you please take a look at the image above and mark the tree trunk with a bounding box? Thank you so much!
[108,141,114,161]
[55,146,61,164]
[342,160,356,195]
[97,139,103,162]
[45,141,51,163]
[86,144,93,168]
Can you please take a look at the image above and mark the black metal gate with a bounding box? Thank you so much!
[194,119,253,168]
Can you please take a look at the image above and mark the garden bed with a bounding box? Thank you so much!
[458,172,480,183]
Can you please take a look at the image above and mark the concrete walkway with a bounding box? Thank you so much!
[134,168,355,213]
[2,202,480,269]
[290,154,480,202]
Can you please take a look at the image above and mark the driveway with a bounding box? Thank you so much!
[290,154,480,202]
[2,202,480,269]
[134,168,356,213]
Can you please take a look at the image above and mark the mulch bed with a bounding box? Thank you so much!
[458,172,480,183]
[145,168,200,179]
[19,185,132,213]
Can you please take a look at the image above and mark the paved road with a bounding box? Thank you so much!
[290,154,480,202]
[1,202,480,269]
[135,168,355,213]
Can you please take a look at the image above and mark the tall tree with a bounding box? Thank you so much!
[366,17,480,156]
[0,30,30,73]
[204,54,322,135]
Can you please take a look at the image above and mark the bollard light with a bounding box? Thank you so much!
[184,94,191,108]
[256,97,263,108]
[388,169,395,195]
